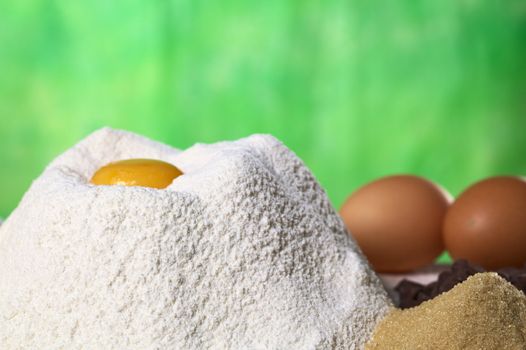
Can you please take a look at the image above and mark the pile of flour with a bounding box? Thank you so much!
[0,128,390,349]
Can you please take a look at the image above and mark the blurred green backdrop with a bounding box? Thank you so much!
[1,0,525,225]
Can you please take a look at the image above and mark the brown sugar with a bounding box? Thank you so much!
[366,272,526,350]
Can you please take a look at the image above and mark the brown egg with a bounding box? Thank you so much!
[340,175,450,273]
[443,176,526,270]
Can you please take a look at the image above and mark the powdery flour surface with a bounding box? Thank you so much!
[0,128,391,349]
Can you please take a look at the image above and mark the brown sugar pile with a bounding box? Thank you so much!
[366,273,526,350]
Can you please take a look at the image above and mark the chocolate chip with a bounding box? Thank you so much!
[394,259,526,309]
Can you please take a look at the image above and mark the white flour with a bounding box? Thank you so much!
[0,128,390,349]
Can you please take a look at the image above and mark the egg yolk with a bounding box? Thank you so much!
[90,159,182,189]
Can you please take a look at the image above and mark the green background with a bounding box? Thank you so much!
[1,0,525,262]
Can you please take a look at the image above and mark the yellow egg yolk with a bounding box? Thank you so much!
[90,159,183,189]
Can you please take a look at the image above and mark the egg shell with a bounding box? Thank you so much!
[340,175,450,273]
[443,176,526,270]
